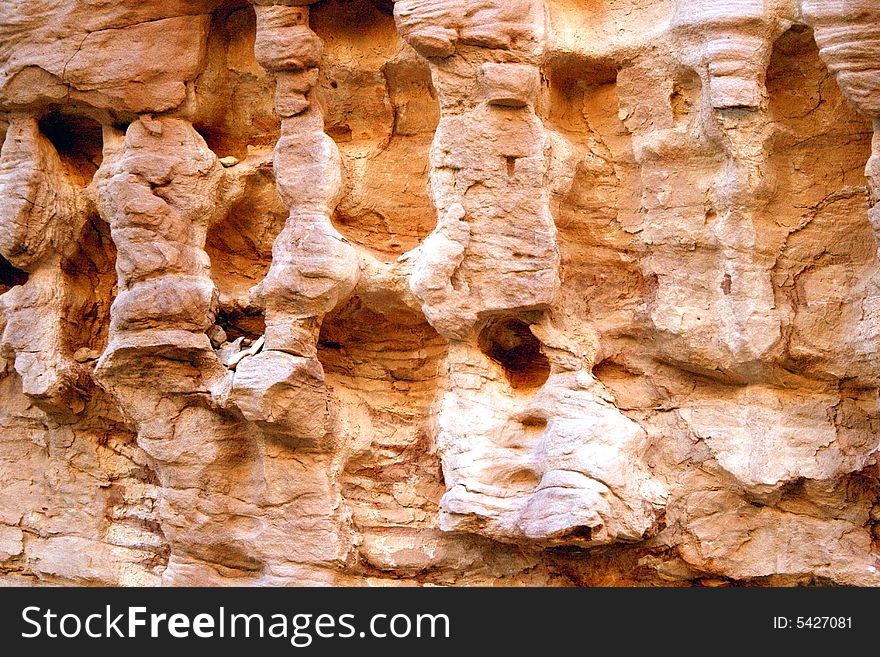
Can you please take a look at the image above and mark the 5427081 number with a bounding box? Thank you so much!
[773,617,852,629]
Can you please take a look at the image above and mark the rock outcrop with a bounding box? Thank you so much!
[1,0,879,586]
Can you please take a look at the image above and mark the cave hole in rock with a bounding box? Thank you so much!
[214,307,266,343]
[369,0,394,14]
[205,175,286,301]
[505,155,517,177]
[478,317,551,390]
[561,525,594,542]
[544,52,619,136]
[192,0,280,160]
[0,256,28,294]
[313,0,439,261]
[194,125,225,156]
[195,2,292,312]
[317,296,448,389]
[204,142,287,317]
[62,215,118,356]
[38,110,103,185]
[670,68,702,127]
[317,296,449,526]
[519,413,548,430]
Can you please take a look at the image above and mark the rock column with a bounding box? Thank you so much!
[93,118,269,583]
[0,116,90,418]
[655,0,794,370]
[231,1,360,449]
[395,0,665,546]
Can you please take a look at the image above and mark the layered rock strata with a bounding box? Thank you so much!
[0,0,879,586]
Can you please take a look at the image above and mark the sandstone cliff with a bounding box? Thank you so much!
[1,0,879,586]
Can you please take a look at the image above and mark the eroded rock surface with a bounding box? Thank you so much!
[1,0,879,586]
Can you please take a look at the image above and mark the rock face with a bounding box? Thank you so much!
[0,0,879,586]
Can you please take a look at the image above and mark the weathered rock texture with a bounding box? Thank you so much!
[1,0,879,586]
